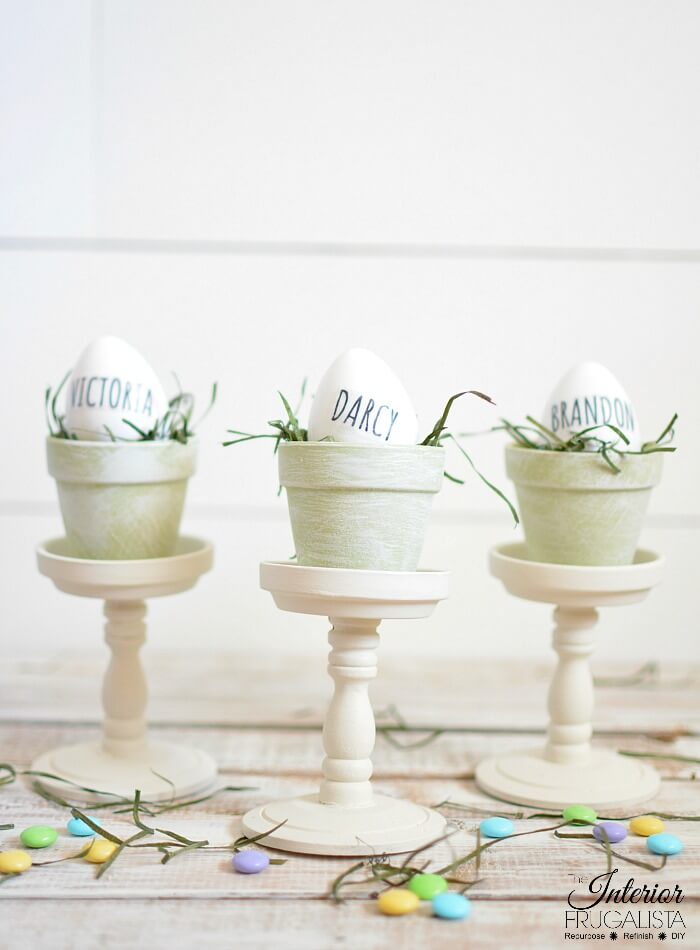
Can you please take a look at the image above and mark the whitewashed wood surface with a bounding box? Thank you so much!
[0,653,698,949]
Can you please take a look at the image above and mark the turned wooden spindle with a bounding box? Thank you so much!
[320,618,379,807]
[544,606,598,766]
[102,599,149,758]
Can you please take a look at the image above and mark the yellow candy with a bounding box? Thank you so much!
[377,888,420,916]
[84,839,119,864]
[630,815,665,837]
[0,850,32,874]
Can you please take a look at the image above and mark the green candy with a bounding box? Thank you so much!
[20,825,59,849]
[563,805,597,825]
[408,873,449,900]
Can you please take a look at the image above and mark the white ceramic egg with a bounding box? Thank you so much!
[542,361,641,450]
[63,336,168,441]
[307,348,419,445]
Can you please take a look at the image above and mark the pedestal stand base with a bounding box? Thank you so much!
[31,740,218,802]
[34,537,217,802]
[246,561,450,856]
[477,544,664,811]
[476,747,661,811]
[242,792,445,856]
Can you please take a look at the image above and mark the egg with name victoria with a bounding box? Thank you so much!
[307,348,419,445]
[64,336,168,441]
[542,361,641,451]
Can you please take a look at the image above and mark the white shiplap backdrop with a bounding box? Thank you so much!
[1,0,699,662]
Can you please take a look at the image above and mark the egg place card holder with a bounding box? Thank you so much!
[33,537,217,802]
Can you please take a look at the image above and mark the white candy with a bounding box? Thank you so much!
[307,348,418,445]
[64,336,168,441]
[542,361,640,450]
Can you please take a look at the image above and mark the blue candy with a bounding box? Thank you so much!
[479,816,514,839]
[593,821,627,844]
[67,816,101,837]
[432,892,472,920]
[646,833,683,856]
[233,849,270,874]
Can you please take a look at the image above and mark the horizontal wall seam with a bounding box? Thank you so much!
[2,237,700,262]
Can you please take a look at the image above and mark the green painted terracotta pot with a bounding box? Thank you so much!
[46,437,197,559]
[505,445,663,566]
[279,442,445,570]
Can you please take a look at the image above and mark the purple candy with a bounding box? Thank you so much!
[593,821,627,844]
[233,849,270,874]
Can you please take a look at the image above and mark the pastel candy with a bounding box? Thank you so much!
[647,833,683,856]
[67,816,101,837]
[377,888,420,916]
[432,892,472,920]
[233,850,270,874]
[0,850,32,874]
[593,822,627,844]
[408,873,448,900]
[563,805,597,825]
[630,815,665,837]
[84,839,119,864]
[19,825,58,849]
[480,817,514,839]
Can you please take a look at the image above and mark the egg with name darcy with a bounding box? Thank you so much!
[307,349,418,445]
[64,336,168,441]
[542,361,641,450]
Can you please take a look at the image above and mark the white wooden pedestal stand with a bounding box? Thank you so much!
[241,561,449,856]
[476,542,664,810]
[32,536,217,801]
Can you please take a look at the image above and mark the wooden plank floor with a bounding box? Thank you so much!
[0,653,698,949]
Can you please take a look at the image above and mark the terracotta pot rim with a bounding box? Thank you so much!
[280,441,443,454]
[279,441,445,493]
[505,442,663,492]
[46,435,198,450]
[47,435,197,485]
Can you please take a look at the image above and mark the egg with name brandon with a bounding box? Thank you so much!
[542,361,640,450]
[307,348,418,445]
[64,336,168,441]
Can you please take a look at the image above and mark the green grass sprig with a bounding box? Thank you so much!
[375,704,445,750]
[420,391,495,446]
[593,662,660,688]
[434,798,700,822]
[619,751,700,766]
[444,433,519,524]
[119,378,218,444]
[492,412,678,474]
[331,804,678,905]
[223,381,309,451]
[231,818,289,853]
[1,762,255,825]
[419,392,519,525]
[44,371,73,439]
